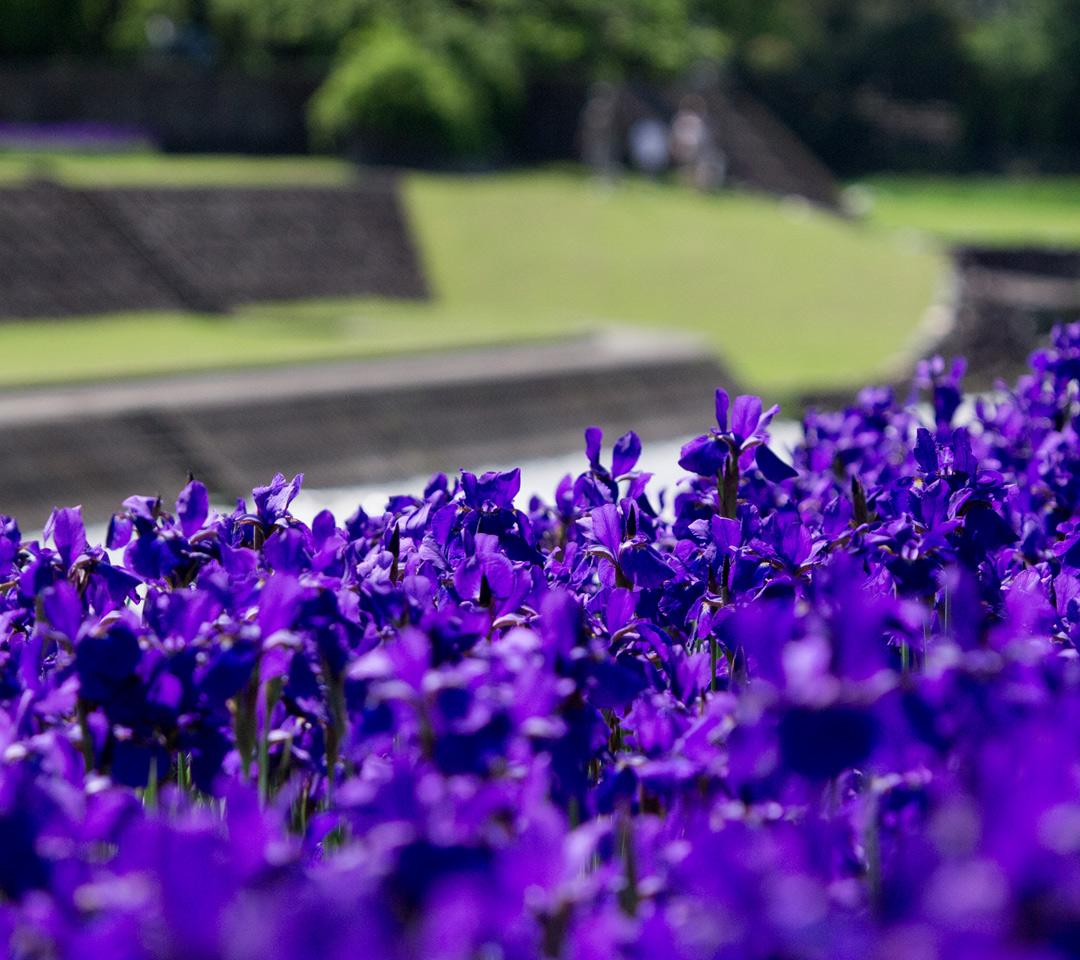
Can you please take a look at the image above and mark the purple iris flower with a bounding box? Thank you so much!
[679,389,797,528]
[679,389,783,474]
[578,501,673,588]
[13,331,1080,958]
[252,472,304,528]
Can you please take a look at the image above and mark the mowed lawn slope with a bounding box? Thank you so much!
[864,176,1080,247]
[403,172,941,392]
[0,156,943,393]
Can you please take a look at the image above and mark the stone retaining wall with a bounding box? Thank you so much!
[0,334,733,528]
[0,178,428,319]
[936,247,1080,385]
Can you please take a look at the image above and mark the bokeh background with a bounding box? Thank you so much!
[2,0,1080,526]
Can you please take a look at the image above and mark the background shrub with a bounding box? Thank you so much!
[307,22,490,162]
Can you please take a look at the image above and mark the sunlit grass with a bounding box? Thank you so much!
[0,306,587,389]
[402,172,942,392]
[861,175,1080,247]
[0,151,357,187]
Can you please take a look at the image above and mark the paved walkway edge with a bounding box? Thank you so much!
[0,331,735,526]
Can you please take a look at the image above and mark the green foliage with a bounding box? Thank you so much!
[506,0,724,80]
[963,6,1056,83]
[722,0,1080,171]
[1,0,67,55]
[204,0,527,156]
[0,0,119,56]
[403,2,524,125]
[207,0,370,60]
[732,0,968,99]
[308,22,490,158]
[300,0,724,159]
[10,0,1080,170]
[108,0,189,53]
[957,0,1080,157]
[197,0,721,80]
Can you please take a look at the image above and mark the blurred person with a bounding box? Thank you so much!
[628,117,670,176]
[670,95,726,192]
[580,82,619,182]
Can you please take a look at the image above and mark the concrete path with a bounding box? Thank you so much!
[0,328,705,424]
[0,330,734,527]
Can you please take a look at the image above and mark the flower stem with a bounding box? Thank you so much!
[258,677,283,808]
[76,696,95,776]
[721,453,739,520]
[144,755,158,813]
[177,750,190,795]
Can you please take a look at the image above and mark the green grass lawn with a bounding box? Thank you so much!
[0,155,950,397]
[861,176,1080,247]
[402,173,942,393]
[0,151,358,187]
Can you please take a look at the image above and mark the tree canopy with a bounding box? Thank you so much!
[3,0,1079,171]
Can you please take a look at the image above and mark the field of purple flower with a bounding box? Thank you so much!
[6,327,1080,959]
